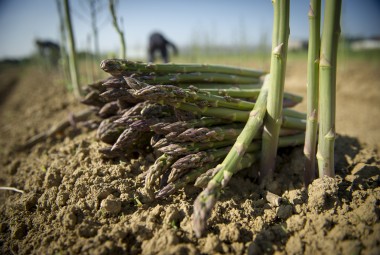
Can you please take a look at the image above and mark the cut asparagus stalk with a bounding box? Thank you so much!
[100,59,266,77]
[127,78,304,113]
[179,84,302,106]
[126,77,305,123]
[170,124,244,143]
[135,72,261,85]
[97,116,127,144]
[157,153,259,199]
[81,90,106,107]
[261,0,290,182]
[166,124,303,144]
[304,0,321,186]
[156,162,217,199]
[144,153,177,199]
[192,74,269,238]
[150,118,231,135]
[102,76,129,89]
[100,88,141,103]
[317,0,341,178]
[158,140,238,156]
[111,127,144,151]
[98,101,119,118]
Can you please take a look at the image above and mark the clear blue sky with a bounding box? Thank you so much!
[0,0,379,59]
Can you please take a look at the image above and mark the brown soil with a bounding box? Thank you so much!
[0,59,379,255]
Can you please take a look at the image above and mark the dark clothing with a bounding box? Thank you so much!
[148,33,177,63]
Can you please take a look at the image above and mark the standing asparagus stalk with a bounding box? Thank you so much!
[192,75,269,238]
[304,0,321,186]
[109,0,126,59]
[63,0,82,98]
[317,0,342,178]
[260,0,290,182]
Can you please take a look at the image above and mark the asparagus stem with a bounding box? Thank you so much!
[132,83,256,110]
[169,124,244,143]
[100,59,266,77]
[167,124,303,144]
[177,83,262,90]
[317,0,341,178]
[192,75,269,238]
[178,84,303,106]
[136,72,260,85]
[63,0,82,98]
[158,140,237,156]
[304,0,321,186]
[174,103,306,129]
[151,117,231,135]
[260,0,290,182]
[194,133,305,188]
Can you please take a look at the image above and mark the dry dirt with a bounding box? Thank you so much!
[0,58,379,255]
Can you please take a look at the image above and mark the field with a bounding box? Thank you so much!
[0,50,379,254]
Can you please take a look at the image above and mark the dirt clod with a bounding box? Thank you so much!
[100,195,122,214]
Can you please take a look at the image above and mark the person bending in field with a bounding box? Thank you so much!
[148,32,178,63]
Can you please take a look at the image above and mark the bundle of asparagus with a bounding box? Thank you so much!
[81,59,305,198]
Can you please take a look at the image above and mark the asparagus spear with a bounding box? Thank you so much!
[171,149,230,171]
[260,0,290,182]
[167,138,270,184]
[192,74,269,237]
[304,0,321,186]
[150,118,231,135]
[132,84,259,110]
[100,88,141,103]
[111,127,144,151]
[169,124,243,143]
[87,78,108,92]
[97,116,127,144]
[81,90,106,107]
[144,153,177,199]
[158,139,237,156]
[100,59,266,77]
[177,102,306,128]
[157,153,259,199]
[317,0,341,178]
[166,124,303,144]
[125,77,305,123]
[127,78,304,114]
[135,72,261,85]
[151,138,170,149]
[156,162,217,199]
[102,76,129,89]
[179,84,303,107]
[98,101,119,118]
[167,148,229,184]
[194,154,259,189]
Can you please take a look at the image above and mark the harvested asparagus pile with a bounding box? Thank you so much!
[81,59,306,200]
